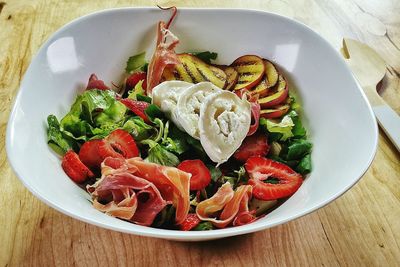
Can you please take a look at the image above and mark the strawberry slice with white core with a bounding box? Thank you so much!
[245,157,302,200]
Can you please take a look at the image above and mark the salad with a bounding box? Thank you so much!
[46,7,312,231]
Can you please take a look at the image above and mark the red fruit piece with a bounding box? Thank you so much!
[86,74,110,90]
[79,139,104,169]
[99,129,140,159]
[62,150,94,183]
[245,157,303,200]
[179,213,201,231]
[234,133,269,162]
[119,99,150,123]
[126,71,147,90]
[177,160,211,191]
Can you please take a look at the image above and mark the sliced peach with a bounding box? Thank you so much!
[264,60,279,88]
[223,66,239,90]
[260,104,290,119]
[258,75,288,108]
[230,55,265,90]
[249,60,278,97]
[162,53,227,88]
[250,79,270,97]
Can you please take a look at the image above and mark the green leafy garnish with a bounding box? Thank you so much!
[296,153,312,174]
[162,122,189,155]
[142,139,180,167]
[260,115,294,141]
[191,51,218,64]
[208,165,222,182]
[125,52,147,73]
[285,139,312,160]
[193,221,214,231]
[47,115,74,155]
[122,117,154,141]
[145,104,164,123]
[127,80,145,100]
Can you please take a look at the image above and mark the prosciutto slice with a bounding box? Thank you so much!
[146,6,180,95]
[196,183,254,228]
[90,172,166,226]
[88,157,190,225]
[124,158,191,225]
[195,182,234,226]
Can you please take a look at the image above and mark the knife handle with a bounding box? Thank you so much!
[373,104,400,152]
[362,85,400,152]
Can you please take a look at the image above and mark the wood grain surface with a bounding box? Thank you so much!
[1,0,399,266]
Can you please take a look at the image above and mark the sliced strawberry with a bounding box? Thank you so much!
[126,71,147,91]
[234,133,269,162]
[79,139,104,169]
[245,157,303,200]
[177,160,211,191]
[99,129,140,159]
[179,213,201,231]
[86,74,109,90]
[119,99,150,123]
[62,150,94,183]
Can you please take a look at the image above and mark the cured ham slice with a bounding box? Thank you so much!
[195,182,234,225]
[88,157,190,225]
[232,188,257,226]
[90,172,166,226]
[146,6,180,95]
[196,183,255,228]
[124,158,191,225]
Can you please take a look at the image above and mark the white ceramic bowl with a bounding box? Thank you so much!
[6,7,377,241]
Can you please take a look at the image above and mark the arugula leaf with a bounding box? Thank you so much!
[296,153,312,174]
[191,51,218,64]
[47,115,74,155]
[193,221,214,231]
[142,139,180,167]
[125,52,147,73]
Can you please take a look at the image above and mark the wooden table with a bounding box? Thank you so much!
[1,1,399,266]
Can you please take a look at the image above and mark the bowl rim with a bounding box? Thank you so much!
[6,7,378,240]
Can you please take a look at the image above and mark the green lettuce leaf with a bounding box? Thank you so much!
[122,116,154,141]
[162,122,189,155]
[127,80,145,100]
[125,52,147,73]
[59,89,123,141]
[296,153,312,174]
[94,100,127,127]
[47,115,74,155]
[285,139,312,160]
[288,110,306,138]
[142,139,180,167]
[145,104,164,122]
[260,115,294,141]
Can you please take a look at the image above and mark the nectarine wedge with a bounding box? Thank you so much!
[231,55,265,90]
[162,53,227,88]
[258,75,288,108]
[260,104,290,119]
